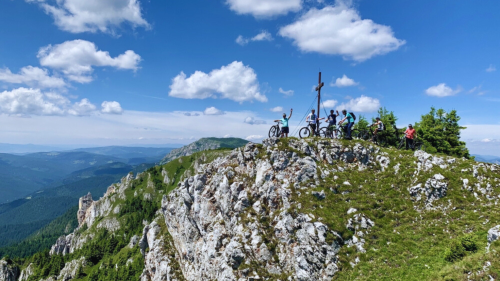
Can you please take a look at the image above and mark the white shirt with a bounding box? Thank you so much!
[307,113,317,124]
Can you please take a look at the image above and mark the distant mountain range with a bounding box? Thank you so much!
[160,137,249,164]
[473,154,500,164]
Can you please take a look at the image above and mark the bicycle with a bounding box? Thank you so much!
[397,135,425,151]
[299,124,320,138]
[319,125,343,139]
[268,121,282,138]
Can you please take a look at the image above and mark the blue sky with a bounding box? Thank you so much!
[0,0,499,155]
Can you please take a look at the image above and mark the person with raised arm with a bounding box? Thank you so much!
[274,108,293,138]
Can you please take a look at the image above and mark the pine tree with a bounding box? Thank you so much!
[415,107,470,158]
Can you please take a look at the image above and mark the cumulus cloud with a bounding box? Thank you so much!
[204,107,225,115]
[0,87,97,116]
[336,95,380,112]
[101,101,123,114]
[236,31,273,46]
[279,87,294,96]
[0,66,67,89]
[26,0,149,34]
[425,83,462,97]
[270,106,284,112]
[330,75,358,87]
[323,100,338,108]
[169,61,267,103]
[486,65,497,72]
[246,135,264,141]
[244,117,266,125]
[279,3,405,61]
[226,0,302,18]
[38,39,141,83]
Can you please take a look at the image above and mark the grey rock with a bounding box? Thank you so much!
[18,263,34,281]
[408,174,448,208]
[312,190,326,200]
[487,225,500,251]
[77,193,93,225]
[0,260,19,281]
[57,257,85,281]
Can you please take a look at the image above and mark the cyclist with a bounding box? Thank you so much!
[324,110,340,138]
[274,108,293,138]
[305,109,319,136]
[405,124,417,150]
[338,110,354,140]
[370,117,384,141]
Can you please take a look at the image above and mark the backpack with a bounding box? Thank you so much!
[349,112,356,122]
[381,122,386,130]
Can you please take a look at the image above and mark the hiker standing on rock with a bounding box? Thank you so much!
[274,108,293,138]
[306,109,319,136]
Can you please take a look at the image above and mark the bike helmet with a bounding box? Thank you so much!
[408,124,413,127]
[376,117,380,120]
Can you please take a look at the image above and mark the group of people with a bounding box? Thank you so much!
[275,108,418,150]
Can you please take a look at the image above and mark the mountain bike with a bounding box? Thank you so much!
[319,125,343,139]
[397,135,425,151]
[299,124,320,138]
[268,121,281,138]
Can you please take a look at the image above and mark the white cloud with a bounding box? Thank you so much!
[270,106,284,112]
[101,101,123,115]
[68,98,97,116]
[0,87,97,116]
[27,0,149,34]
[204,107,225,115]
[226,0,302,18]
[336,95,380,112]
[330,75,358,87]
[486,65,496,72]
[244,117,266,125]
[323,100,338,108]
[38,39,141,83]
[169,61,267,103]
[279,87,294,96]
[246,135,264,141]
[0,66,67,89]
[425,83,462,97]
[279,4,405,61]
[236,31,273,46]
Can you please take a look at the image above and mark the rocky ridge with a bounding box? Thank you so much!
[17,137,500,280]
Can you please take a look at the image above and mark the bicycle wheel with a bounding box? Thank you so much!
[351,129,359,139]
[319,127,328,138]
[397,138,405,149]
[269,126,278,138]
[335,128,344,139]
[299,127,311,139]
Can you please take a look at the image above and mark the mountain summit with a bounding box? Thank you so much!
[3,137,500,281]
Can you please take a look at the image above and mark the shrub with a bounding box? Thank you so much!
[444,240,465,262]
[460,234,478,253]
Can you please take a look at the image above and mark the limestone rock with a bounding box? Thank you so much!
[0,260,18,281]
[77,193,93,225]
[408,174,448,209]
[18,263,34,281]
[487,225,500,251]
[57,257,86,281]
[50,234,73,256]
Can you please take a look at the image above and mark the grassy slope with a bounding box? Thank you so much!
[278,138,500,281]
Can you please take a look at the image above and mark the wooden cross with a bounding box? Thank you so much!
[315,72,324,135]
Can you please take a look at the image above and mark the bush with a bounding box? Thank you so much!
[460,234,478,253]
[444,240,465,262]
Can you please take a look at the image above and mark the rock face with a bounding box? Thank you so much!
[408,174,448,209]
[49,234,73,256]
[57,257,85,281]
[155,139,377,281]
[0,260,19,281]
[487,225,500,251]
[18,264,33,281]
[77,192,93,225]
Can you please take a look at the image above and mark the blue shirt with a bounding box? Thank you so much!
[346,113,354,123]
[281,118,289,127]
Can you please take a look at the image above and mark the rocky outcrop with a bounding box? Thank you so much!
[18,264,33,281]
[408,174,448,209]
[77,193,93,225]
[159,139,376,281]
[49,234,73,255]
[487,225,500,251]
[57,257,85,281]
[0,260,19,281]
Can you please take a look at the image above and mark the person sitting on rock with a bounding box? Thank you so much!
[274,108,293,138]
[370,117,384,141]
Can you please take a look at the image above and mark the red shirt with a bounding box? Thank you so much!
[405,128,416,139]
